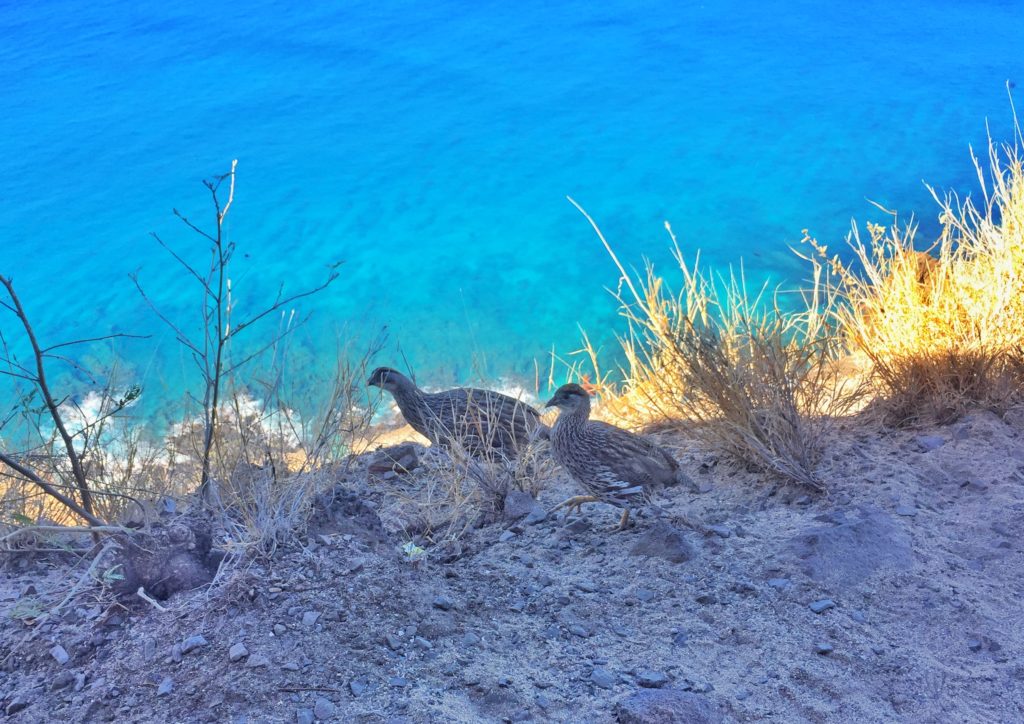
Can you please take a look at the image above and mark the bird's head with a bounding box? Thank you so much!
[367,366,406,393]
[544,383,591,411]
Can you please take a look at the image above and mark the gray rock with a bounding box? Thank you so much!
[916,435,945,451]
[786,507,912,589]
[707,525,732,539]
[591,667,616,689]
[895,505,917,517]
[767,578,791,591]
[461,632,481,647]
[349,678,369,697]
[5,697,31,716]
[635,588,656,603]
[498,530,517,543]
[181,635,209,654]
[385,633,403,651]
[433,594,455,611]
[281,662,300,671]
[368,442,420,474]
[228,643,249,662]
[301,611,320,628]
[273,623,287,636]
[504,490,539,520]
[143,638,157,661]
[246,654,271,668]
[314,696,336,718]
[616,689,722,723]
[569,624,590,638]
[815,643,834,655]
[636,671,669,688]
[50,671,75,690]
[809,599,835,614]
[50,644,70,665]
[968,637,983,652]
[157,677,174,697]
[630,522,695,564]
[296,709,314,724]
[524,507,548,525]
[74,673,87,692]
[390,676,410,687]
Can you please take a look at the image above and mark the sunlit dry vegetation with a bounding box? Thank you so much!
[562,124,1024,486]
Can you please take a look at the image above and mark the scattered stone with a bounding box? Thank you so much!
[349,679,369,697]
[50,644,70,665]
[301,611,320,628]
[5,697,31,716]
[695,593,717,605]
[735,688,752,701]
[630,522,695,564]
[851,610,866,623]
[281,662,300,671]
[385,633,403,651]
[143,639,157,661]
[591,667,616,689]
[672,631,689,647]
[636,671,670,688]
[708,525,732,539]
[74,673,87,692]
[246,654,271,668]
[577,580,599,593]
[157,677,174,696]
[181,635,209,654]
[524,507,548,525]
[389,676,410,687]
[499,530,517,543]
[767,578,791,591]
[815,643,834,655]
[228,643,249,662]
[569,624,590,638]
[414,636,433,650]
[536,694,552,710]
[296,709,314,724]
[461,632,481,647]
[273,624,287,636]
[968,637,984,652]
[809,599,835,614]
[895,505,917,517]
[563,517,592,534]
[50,671,75,691]
[916,435,945,452]
[368,442,420,474]
[616,689,722,723]
[314,696,337,718]
[433,594,455,611]
[635,588,657,603]
[504,490,540,520]
[794,495,812,506]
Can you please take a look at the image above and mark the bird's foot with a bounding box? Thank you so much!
[609,508,632,532]
[550,495,600,517]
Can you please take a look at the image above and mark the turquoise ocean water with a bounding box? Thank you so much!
[2,0,1022,423]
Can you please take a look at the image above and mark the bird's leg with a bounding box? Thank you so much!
[550,495,600,516]
[611,508,631,532]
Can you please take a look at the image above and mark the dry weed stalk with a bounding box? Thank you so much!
[811,126,1024,423]
[565,198,860,489]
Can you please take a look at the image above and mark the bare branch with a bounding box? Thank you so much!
[230,265,341,337]
[42,332,150,354]
[0,452,104,526]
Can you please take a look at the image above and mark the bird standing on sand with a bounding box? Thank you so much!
[545,383,689,530]
[367,367,543,459]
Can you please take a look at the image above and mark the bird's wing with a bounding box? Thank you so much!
[588,421,680,488]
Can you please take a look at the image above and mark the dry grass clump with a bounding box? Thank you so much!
[812,133,1024,424]
[564,201,861,489]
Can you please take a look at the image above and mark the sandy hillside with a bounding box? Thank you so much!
[2,408,1024,723]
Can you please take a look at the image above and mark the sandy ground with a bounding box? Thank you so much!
[2,408,1023,723]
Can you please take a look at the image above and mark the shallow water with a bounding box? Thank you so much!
[1,0,1022,421]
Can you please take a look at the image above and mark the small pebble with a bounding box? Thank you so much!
[156,677,174,697]
[314,696,336,718]
[433,594,455,611]
[228,643,249,662]
[636,671,669,688]
[815,643,834,655]
[590,668,616,689]
[181,635,209,654]
[808,599,835,614]
[50,644,70,665]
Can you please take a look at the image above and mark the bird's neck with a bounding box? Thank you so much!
[554,400,590,437]
[390,378,425,414]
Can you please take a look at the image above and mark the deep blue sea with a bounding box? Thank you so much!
[2,0,1022,422]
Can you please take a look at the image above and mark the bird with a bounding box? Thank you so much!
[544,382,690,530]
[367,367,544,459]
